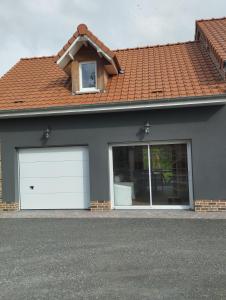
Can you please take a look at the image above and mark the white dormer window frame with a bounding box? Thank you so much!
[79,61,98,93]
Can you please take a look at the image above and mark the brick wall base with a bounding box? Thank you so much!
[90,200,111,211]
[0,201,19,211]
[1,199,225,212]
[195,200,226,212]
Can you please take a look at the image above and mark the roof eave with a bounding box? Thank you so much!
[0,94,225,119]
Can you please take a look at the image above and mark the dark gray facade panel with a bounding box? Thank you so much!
[0,105,225,203]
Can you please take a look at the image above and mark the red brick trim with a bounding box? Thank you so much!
[0,201,19,211]
[90,200,111,211]
[195,200,226,212]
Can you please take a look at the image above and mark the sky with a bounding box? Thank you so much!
[0,0,226,76]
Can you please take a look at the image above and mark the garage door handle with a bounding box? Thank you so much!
[29,186,34,190]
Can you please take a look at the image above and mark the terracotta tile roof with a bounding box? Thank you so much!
[196,17,226,68]
[0,19,226,112]
[0,41,226,111]
[55,24,121,71]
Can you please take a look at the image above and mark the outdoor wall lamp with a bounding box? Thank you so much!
[43,126,51,140]
[143,121,151,135]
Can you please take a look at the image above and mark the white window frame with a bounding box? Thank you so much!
[79,61,98,92]
[109,140,194,210]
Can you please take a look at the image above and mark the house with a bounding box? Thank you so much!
[0,17,226,212]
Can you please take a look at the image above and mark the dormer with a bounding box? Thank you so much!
[195,18,226,80]
[55,24,122,94]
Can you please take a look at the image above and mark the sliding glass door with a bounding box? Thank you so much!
[112,142,191,208]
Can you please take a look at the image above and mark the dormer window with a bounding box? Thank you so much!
[56,24,121,95]
[79,61,97,92]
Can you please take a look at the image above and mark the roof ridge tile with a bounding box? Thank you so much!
[113,41,197,52]
[21,55,55,60]
[196,16,226,23]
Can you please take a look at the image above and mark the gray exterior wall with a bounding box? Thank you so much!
[0,104,226,204]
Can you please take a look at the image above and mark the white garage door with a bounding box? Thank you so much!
[19,147,90,209]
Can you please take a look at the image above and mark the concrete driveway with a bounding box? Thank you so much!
[0,219,226,299]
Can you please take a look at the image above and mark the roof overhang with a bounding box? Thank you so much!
[0,95,225,119]
[56,35,118,75]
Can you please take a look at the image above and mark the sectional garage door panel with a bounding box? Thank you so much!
[19,147,89,162]
[20,160,89,178]
[20,177,89,194]
[19,147,90,209]
[20,193,89,210]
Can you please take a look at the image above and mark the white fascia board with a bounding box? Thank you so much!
[84,36,118,74]
[84,36,117,72]
[0,97,225,119]
[56,36,81,66]
[84,36,112,62]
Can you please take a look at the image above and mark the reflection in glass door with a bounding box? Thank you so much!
[151,144,190,206]
[112,143,191,208]
[112,146,150,206]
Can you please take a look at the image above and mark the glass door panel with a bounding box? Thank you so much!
[112,146,150,206]
[150,144,190,206]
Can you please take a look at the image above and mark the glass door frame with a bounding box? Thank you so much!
[109,140,193,209]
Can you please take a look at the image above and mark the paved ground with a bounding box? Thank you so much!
[1,209,226,219]
[0,219,226,299]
